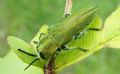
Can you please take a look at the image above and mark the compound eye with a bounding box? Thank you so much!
[39,52,46,59]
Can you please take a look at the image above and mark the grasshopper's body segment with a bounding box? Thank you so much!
[37,7,97,59]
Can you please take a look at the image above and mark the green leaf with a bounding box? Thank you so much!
[7,25,49,68]
[106,35,120,49]
[101,6,120,48]
[0,51,43,74]
[7,36,46,68]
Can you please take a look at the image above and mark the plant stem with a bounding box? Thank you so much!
[43,60,55,74]
[43,52,56,74]
[64,0,73,17]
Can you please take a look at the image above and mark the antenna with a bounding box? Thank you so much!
[24,58,39,70]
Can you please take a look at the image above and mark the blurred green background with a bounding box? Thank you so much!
[0,0,120,74]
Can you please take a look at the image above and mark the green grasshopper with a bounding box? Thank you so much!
[31,7,99,58]
[8,7,102,70]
